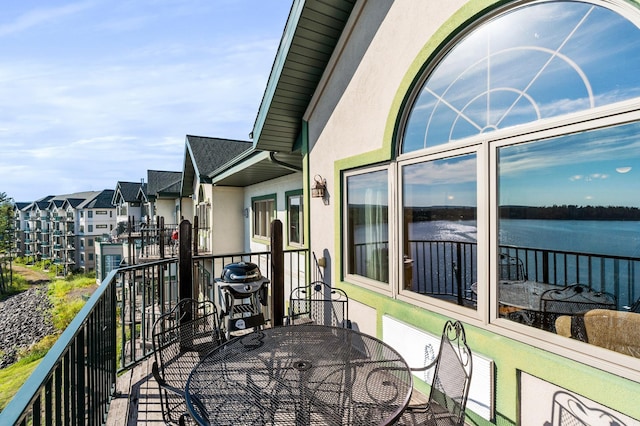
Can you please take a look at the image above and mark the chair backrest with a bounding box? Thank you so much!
[557,309,640,357]
[498,253,526,282]
[540,285,616,332]
[547,391,625,426]
[288,281,350,328]
[152,298,223,424]
[540,284,616,315]
[429,320,473,426]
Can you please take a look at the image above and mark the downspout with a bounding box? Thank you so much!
[269,152,303,172]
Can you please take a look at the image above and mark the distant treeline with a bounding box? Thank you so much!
[351,204,640,222]
[403,206,477,222]
[500,205,640,220]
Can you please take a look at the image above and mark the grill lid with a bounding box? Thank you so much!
[216,261,268,285]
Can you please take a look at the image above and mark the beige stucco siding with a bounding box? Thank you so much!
[306,0,468,282]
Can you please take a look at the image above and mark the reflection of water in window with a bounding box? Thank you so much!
[402,1,640,153]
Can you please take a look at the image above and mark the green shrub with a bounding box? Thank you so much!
[48,276,96,330]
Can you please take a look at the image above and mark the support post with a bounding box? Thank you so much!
[270,219,284,327]
[178,219,193,313]
[193,216,199,256]
[158,216,165,259]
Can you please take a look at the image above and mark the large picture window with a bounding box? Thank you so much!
[401,154,478,310]
[389,0,640,365]
[345,169,389,284]
[497,123,640,338]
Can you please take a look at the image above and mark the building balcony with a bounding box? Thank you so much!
[0,244,309,426]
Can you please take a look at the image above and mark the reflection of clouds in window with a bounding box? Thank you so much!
[403,155,477,207]
[499,123,640,177]
[498,123,640,207]
[347,170,388,205]
[402,1,640,153]
[403,156,476,185]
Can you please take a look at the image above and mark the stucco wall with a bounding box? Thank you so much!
[155,199,176,225]
[244,172,303,252]
[306,0,467,284]
[303,0,640,424]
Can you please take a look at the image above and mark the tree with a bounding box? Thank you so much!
[0,192,15,294]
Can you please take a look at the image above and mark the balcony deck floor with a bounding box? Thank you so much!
[104,334,430,425]
[106,356,165,426]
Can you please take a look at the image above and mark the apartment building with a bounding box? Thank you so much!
[14,190,117,274]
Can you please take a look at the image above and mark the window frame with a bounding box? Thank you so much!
[252,194,276,241]
[396,143,487,321]
[340,0,640,377]
[285,190,304,247]
[343,164,396,295]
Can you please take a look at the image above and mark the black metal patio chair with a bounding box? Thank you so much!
[539,284,616,332]
[151,298,224,425]
[498,253,526,282]
[287,280,351,328]
[395,320,473,426]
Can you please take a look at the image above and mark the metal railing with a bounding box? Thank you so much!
[0,269,118,426]
[0,248,308,425]
[354,240,640,309]
[406,240,478,306]
[500,245,640,309]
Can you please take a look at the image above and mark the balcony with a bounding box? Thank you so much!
[5,222,639,425]
[0,237,308,425]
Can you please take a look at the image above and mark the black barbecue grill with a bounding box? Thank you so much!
[216,262,269,339]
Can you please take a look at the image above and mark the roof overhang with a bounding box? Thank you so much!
[211,151,302,187]
[251,0,355,153]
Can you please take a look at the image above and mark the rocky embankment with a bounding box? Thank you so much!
[0,286,55,368]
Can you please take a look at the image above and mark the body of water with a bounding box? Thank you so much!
[407,219,640,259]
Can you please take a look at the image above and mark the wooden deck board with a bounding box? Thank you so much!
[106,357,166,425]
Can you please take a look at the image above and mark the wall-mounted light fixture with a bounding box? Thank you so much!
[311,175,326,198]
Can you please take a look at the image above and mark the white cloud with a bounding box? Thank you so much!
[0,2,96,37]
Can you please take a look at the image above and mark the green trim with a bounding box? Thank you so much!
[302,120,313,280]
[284,189,304,248]
[252,0,303,146]
[330,0,640,423]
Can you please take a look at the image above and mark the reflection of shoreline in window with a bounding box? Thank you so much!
[346,169,389,284]
[401,154,478,310]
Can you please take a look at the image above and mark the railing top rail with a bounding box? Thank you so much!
[193,248,307,261]
[500,244,640,262]
[0,268,118,424]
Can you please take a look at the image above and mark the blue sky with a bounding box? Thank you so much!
[0,1,292,202]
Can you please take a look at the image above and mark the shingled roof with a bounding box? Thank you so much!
[147,170,182,199]
[113,181,146,204]
[83,190,116,209]
[181,136,252,196]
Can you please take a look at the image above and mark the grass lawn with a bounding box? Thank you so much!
[0,270,97,411]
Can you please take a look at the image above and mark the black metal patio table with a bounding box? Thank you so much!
[185,324,413,425]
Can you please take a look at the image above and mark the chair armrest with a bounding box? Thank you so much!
[152,361,187,398]
[409,356,438,373]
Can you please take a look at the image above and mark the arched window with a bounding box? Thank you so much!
[396,0,640,363]
[401,1,640,153]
